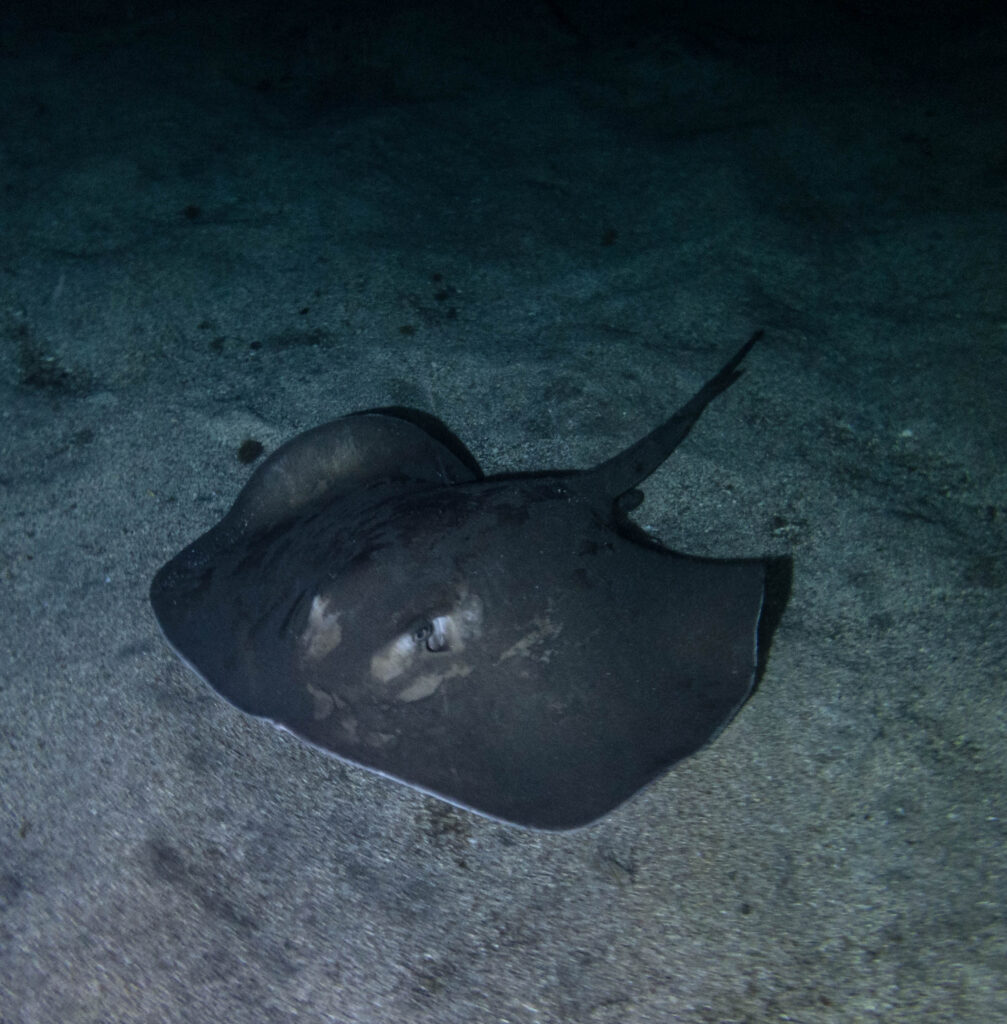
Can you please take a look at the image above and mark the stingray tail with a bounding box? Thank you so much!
[583,331,762,501]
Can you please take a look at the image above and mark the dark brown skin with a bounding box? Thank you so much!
[151,334,768,829]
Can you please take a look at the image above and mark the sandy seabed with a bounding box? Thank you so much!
[1,2,1004,1021]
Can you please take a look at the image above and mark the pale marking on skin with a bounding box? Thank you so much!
[396,662,473,703]
[301,595,343,661]
[369,592,484,684]
[497,616,562,664]
[371,633,416,684]
[306,680,335,720]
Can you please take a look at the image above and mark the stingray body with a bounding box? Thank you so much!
[151,334,767,829]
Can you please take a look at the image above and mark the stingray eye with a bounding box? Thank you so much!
[425,618,449,653]
[411,616,450,653]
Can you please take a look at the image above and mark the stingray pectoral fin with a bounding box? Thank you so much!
[505,553,767,830]
[224,412,480,538]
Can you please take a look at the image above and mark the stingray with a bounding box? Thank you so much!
[150,333,772,830]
